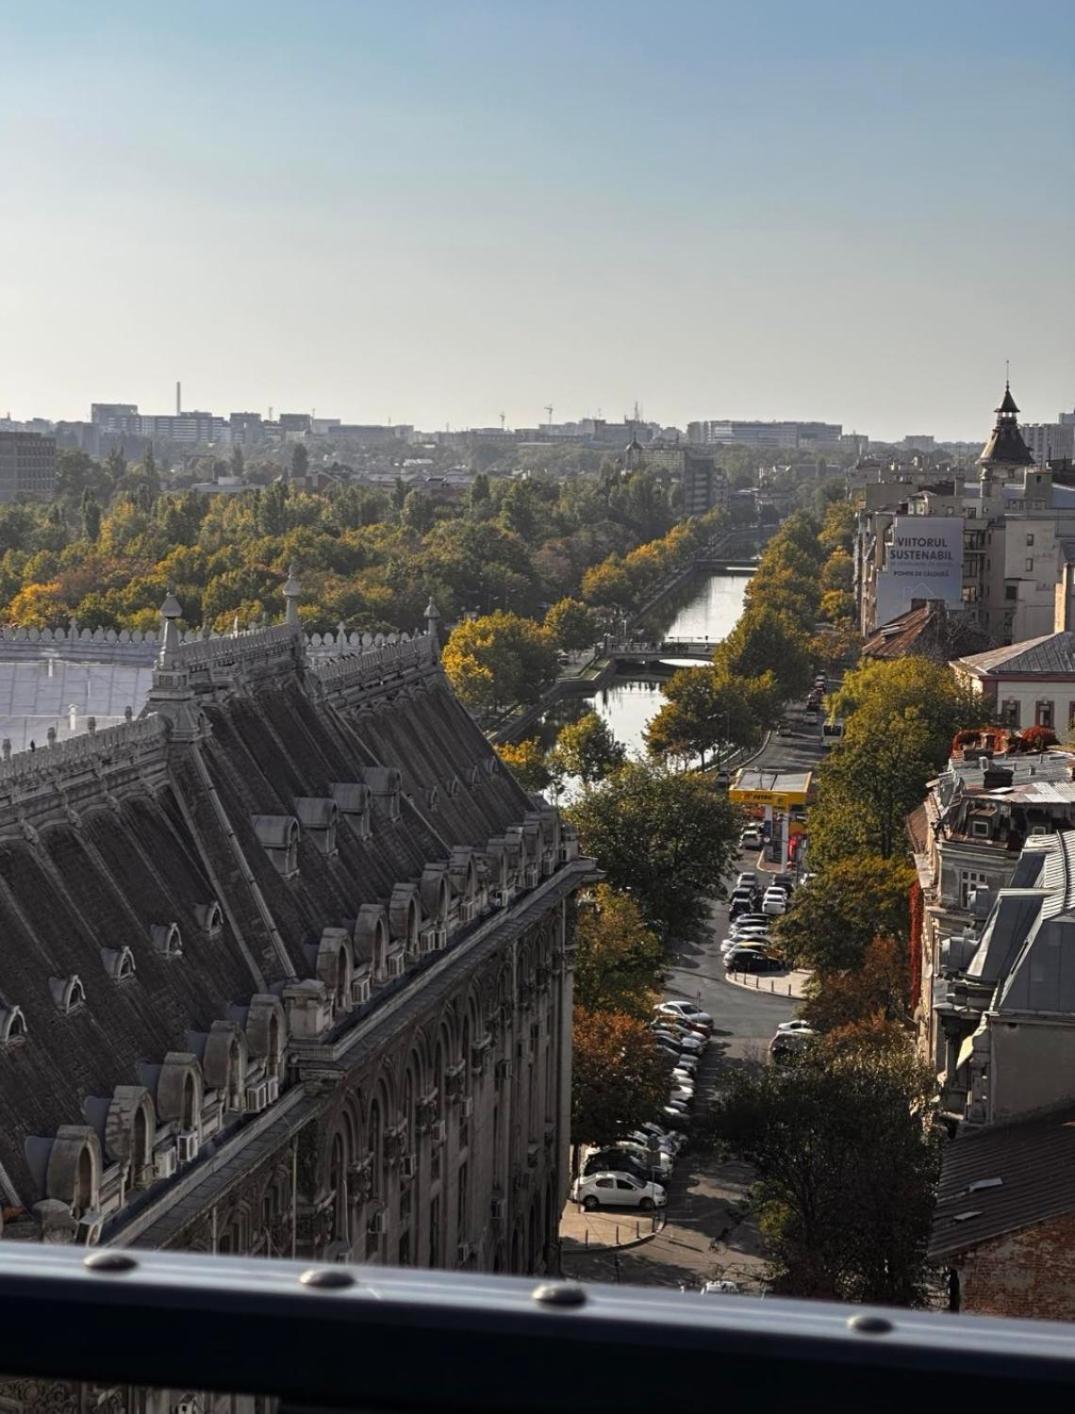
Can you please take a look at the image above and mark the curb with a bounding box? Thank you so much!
[724,968,810,999]
[560,1210,667,1257]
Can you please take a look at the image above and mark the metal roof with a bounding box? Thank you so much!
[955,632,1075,678]
[930,1103,1075,1261]
[0,656,153,752]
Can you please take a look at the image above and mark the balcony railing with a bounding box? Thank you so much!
[0,1246,1073,1409]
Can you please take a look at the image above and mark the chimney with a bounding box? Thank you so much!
[176,381,181,416]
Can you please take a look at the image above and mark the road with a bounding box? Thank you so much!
[560,700,829,1289]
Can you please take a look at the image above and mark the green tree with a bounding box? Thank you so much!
[543,597,598,652]
[574,886,663,1018]
[715,604,813,701]
[646,667,777,766]
[401,489,435,535]
[829,656,991,766]
[230,443,245,479]
[442,610,558,711]
[291,443,310,479]
[707,1036,939,1304]
[569,761,738,941]
[551,711,625,784]
[572,1007,670,1148]
[775,855,915,972]
[80,491,102,543]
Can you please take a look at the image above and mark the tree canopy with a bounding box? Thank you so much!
[775,855,915,972]
[572,1007,670,1147]
[441,611,559,712]
[573,885,663,1018]
[551,711,625,784]
[568,761,738,941]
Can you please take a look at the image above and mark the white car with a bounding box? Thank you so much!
[572,1172,667,1212]
[762,889,788,916]
[735,872,757,891]
[776,1019,814,1034]
[654,1000,713,1028]
[739,827,763,850]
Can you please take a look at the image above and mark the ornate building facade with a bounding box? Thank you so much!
[0,578,588,1279]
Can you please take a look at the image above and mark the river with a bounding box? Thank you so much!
[545,572,749,765]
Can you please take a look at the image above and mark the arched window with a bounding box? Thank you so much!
[181,1072,197,1132]
[267,1013,281,1080]
[132,1106,150,1176]
[368,1098,383,1201]
[74,1146,95,1220]
[331,1132,350,1247]
[227,1037,243,1112]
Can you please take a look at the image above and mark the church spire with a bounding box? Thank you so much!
[978,378,1033,469]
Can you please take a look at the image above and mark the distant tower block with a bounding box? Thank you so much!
[176,381,181,415]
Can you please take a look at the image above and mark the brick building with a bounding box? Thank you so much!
[0,430,56,500]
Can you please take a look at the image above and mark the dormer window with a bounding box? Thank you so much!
[295,798,339,857]
[49,975,85,1015]
[0,1004,26,1044]
[150,923,183,958]
[100,946,136,981]
[252,814,301,877]
[194,902,223,937]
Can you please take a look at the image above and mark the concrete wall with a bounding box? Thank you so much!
[989,1018,1075,1124]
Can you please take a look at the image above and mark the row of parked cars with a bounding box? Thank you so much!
[722,870,793,973]
[570,1001,713,1212]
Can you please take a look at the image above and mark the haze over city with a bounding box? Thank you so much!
[2,0,1073,441]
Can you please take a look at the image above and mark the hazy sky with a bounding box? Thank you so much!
[2,0,1073,441]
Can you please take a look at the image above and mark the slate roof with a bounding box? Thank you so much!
[954,632,1075,678]
[978,383,1034,468]
[0,620,542,1209]
[929,1103,1075,1261]
[0,657,153,751]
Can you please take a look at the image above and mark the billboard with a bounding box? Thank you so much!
[874,515,964,628]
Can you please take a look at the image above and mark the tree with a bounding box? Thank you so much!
[646,667,777,766]
[80,491,102,543]
[551,711,625,783]
[580,557,633,611]
[291,443,310,479]
[495,737,556,793]
[707,1038,939,1304]
[569,761,738,941]
[442,610,558,711]
[401,489,435,535]
[230,444,245,479]
[775,855,914,972]
[715,605,813,701]
[799,935,911,1033]
[544,597,598,652]
[828,656,990,767]
[574,886,663,1018]
[1021,725,1059,752]
[572,1007,670,1147]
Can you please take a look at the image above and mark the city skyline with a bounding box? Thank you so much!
[2,0,1073,440]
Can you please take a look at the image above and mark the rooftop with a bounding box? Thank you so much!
[954,632,1075,679]
[731,769,812,795]
[930,1102,1075,1261]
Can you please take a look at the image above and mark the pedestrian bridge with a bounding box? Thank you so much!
[612,639,717,664]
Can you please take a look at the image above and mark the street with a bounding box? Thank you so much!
[561,701,829,1289]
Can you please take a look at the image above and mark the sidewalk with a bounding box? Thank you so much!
[724,967,811,999]
[559,1200,665,1252]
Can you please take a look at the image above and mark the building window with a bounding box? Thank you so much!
[1036,701,1054,729]
[959,870,990,909]
[1005,585,1017,601]
[1026,558,1034,573]
[1027,533,1035,546]
[961,586,978,604]
[1001,699,1020,727]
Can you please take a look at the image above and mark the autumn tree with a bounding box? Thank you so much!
[714,604,813,701]
[442,610,558,712]
[494,738,557,794]
[543,597,598,652]
[775,855,914,972]
[707,1036,940,1305]
[569,761,738,941]
[574,885,663,1018]
[572,1007,670,1148]
[646,667,778,765]
[799,935,912,1033]
[551,711,625,783]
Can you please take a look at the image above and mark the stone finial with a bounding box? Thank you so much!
[424,597,441,655]
[284,564,302,628]
[46,727,57,748]
[125,705,133,722]
[159,587,183,669]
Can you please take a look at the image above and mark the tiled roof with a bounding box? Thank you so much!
[954,632,1075,678]
[930,1103,1075,1261]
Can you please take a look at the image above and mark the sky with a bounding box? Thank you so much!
[1,0,1073,442]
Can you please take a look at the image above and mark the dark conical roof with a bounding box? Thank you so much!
[978,382,1033,468]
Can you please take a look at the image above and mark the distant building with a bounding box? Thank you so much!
[951,631,1075,734]
[645,446,726,515]
[90,403,142,437]
[278,413,312,435]
[139,411,218,445]
[687,419,842,451]
[902,435,936,452]
[0,431,56,501]
[230,412,265,447]
[1020,421,1075,467]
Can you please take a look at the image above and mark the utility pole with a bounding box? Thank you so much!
[499,412,505,432]
[544,404,553,427]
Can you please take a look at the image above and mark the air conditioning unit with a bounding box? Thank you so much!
[970,820,991,839]
[245,1081,268,1114]
[154,1146,178,1180]
[387,952,406,979]
[401,1152,417,1180]
[431,1119,447,1146]
[367,1210,387,1236]
[456,1242,472,1264]
[460,1096,474,1119]
[495,1059,512,1080]
[351,976,371,1006]
[176,1131,200,1164]
[265,1076,280,1104]
[490,1198,506,1223]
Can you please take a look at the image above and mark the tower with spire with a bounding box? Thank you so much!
[978,380,1034,474]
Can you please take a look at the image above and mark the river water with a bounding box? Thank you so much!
[545,572,749,763]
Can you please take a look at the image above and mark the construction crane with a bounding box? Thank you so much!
[544,404,553,426]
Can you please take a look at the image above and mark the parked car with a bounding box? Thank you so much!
[733,911,769,926]
[701,1279,742,1295]
[655,1037,698,1067]
[762,888,788,916]
[637,1121,685,1150]
[776,1019,813,1034]
[714,769,731,789]
[651,1021,706,1051]
[732,922,771,938]
[770,1025,817,1060]
[739,826,764,850]
[615,1140,674,1173]
[571,1172,667,1212]
[655,1000,713,1028]
[735,871,757,891]
[583,1150,653,1184]
[725,946,784,973]
[661,1106,689,1129]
